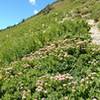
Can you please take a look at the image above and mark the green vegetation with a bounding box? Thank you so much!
[0,0,100,99]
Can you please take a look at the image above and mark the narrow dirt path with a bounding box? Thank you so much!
[87,19,100,45]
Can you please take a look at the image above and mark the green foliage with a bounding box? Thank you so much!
[0,0,100,99]
[0,39,100,99]
[0,19,90,64]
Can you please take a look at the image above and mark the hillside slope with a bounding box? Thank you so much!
[0,0,100,99]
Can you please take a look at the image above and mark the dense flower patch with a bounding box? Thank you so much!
[0,38,100,99]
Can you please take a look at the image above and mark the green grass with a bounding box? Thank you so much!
[0,39,100,99]
[0,0,100,64]
[0,0,100,99]
[0,0,95,64]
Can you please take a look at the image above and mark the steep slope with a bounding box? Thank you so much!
[0,0,100,99]
[0,0,100,64]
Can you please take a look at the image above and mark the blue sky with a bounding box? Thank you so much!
[0,0,55,29]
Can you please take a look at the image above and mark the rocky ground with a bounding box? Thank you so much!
[87,19,100,45]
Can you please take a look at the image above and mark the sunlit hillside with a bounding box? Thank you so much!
[0,0,100,99]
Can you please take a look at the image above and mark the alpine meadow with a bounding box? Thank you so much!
[0,0,100,99]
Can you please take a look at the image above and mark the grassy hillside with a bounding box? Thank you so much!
[0,0,100,99]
